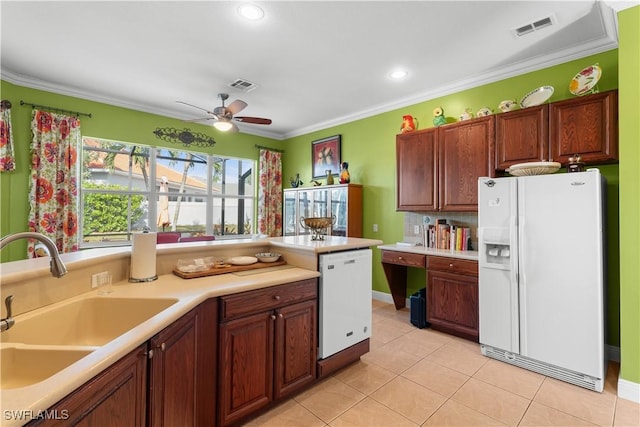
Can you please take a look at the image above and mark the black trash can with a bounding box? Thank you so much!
[410,288,429,329]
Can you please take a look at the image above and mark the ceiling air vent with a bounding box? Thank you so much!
[228,78,257,92]
[512,14,555,37]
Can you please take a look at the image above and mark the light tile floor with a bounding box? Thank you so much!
[245,300,640,426]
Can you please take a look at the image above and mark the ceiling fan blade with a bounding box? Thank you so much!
[176,100,215,115]
[226,99,247,115]
[234,116,272,125]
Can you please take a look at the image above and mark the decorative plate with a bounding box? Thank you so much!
[520,86,554,108]
[228,256,258,265]
[569,64,602,96]
[506,161,561,176]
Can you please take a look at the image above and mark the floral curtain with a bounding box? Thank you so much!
[27,110,81,257]
[0,101,15,172]
[257,149,283,236]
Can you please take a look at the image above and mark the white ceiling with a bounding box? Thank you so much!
[0,1,628,140]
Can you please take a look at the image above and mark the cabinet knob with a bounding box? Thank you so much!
[278,313,283,318]
[398,256,403,260]
[146,349,155,359]
[270,314,277,320]
[449,263,454,268]
[159,343,166,351]
[273,295,281,301]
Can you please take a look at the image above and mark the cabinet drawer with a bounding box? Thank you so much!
[381,250,425,268]
[427,256,477,276]
[220,279,317,321]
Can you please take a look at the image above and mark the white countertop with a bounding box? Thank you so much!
[378,243,479,261]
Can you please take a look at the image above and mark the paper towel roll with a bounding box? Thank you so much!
[129,231,158,282]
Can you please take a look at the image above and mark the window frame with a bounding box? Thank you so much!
[80,137,257,248]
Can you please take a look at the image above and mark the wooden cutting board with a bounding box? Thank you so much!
[173,260,287,279]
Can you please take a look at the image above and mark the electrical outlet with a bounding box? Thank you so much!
[422,215,431,225]
[373,224,378,232]
[91,271,110,289]
[414,225,420,234]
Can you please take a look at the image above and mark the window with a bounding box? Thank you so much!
[80,137,255,247]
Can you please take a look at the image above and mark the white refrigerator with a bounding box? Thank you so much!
[477,170,606,392]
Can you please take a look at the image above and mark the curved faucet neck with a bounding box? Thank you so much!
[0,232,68,278]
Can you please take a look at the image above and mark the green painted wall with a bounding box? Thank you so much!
[0,81,284,262]
[283,49,621,348]
[618,6,640,385]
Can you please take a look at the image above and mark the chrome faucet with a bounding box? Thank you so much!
[1,232,68,278]
[0,232,68,332]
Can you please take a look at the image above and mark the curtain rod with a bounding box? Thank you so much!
[255,144,284,153]
[20,100,92,118]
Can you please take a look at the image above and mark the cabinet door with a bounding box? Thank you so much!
[396,129,438,211]
[283,190,297,236]
[274,299,317,399]
[219,311,274,426]
[438,116,495,211]
[28,345,147,427]
[495,106,549,170]
[549,90,618,165]
[427,270,479,341]
[148,308,198,427]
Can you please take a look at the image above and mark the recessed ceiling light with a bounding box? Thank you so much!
[389,69,408,80]
[238,3,265,21]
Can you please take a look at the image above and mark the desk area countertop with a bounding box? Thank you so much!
[377,244,479,261]
[378,244,479,311]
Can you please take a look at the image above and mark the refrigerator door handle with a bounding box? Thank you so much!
[518,214,527,354]
[509,214,520,351]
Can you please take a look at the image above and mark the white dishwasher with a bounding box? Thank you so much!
[318,249,372,359]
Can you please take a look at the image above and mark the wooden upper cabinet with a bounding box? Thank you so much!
[396,128,438,211]
[438,116,495,211]
[495,105,549,170]
[549,90,618,165]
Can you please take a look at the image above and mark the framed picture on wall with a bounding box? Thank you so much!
[312,135,341,179]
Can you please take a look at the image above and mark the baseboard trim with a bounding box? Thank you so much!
[606,345,620,362]
[618,377,640,403]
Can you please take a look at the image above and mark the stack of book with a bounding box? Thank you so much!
[424,220,472,251]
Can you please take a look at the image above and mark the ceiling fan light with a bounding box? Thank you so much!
[214,120,234,132]
[238,3,264,21]
[389,69,408,80]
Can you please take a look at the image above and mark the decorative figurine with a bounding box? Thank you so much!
[290,173,303,188]
[498,99,518,112]
[458,108,473,121]
[432,107,447,127]
[311,180,322,186]
[339,162,350,184]
[477,107,492,117]
[326,169,334,185]
[401,115,417,133]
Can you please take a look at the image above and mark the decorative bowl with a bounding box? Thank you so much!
[507,161,561,176]
[255,252,281,263]
[301,217,334,229]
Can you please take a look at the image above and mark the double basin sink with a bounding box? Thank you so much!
[1,296,178,389]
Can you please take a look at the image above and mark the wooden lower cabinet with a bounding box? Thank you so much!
[27,344,147,426]
[427,257,479,342]
[27,300,218,427]
[218,279,317,426]
[147,299,217,427]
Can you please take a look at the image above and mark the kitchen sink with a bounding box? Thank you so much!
[2,297,178,346]
[0,345,95,389]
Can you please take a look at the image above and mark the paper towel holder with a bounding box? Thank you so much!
[129,229,159,283]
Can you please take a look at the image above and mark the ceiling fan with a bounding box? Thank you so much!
[177,93,272,132]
